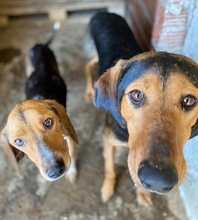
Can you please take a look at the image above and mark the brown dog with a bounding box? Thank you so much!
[86,12,198,206]
[0,100,78,182]
[0,23,78,183]
[95,53,198,205]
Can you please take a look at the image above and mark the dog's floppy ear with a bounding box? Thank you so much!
[94,59,130,128]
[44,100,78,145]
[0,128,24,173]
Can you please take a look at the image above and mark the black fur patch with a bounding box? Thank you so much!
[26,44,67,108]
[90,12,142,75]
[105,114,128,142]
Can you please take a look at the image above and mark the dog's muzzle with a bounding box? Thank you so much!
[138,161,178,194]
[46,158,66,179]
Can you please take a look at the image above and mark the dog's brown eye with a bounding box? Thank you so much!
[14,138,25,147]
[44,118,53,128]
[129,90,145,106]
[181,95,197,110]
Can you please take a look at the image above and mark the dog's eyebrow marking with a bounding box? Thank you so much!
[49,106,59,116]
[45,104,60,119]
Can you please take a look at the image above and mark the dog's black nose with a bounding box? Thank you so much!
[47,159,65,179]
[138,161,178,193]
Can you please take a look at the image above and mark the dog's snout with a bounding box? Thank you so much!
[47,159,65,179]
[138,162,178,193]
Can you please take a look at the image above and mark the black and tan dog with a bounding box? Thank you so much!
[85,12,198,206]
[0,23,78,183]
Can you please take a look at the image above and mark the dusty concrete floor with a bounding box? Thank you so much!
[0,15,188,220]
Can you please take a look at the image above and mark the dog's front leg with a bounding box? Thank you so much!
[101,134,116,202]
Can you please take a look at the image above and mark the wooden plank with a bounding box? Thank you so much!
[0,0,124,25]
[0,0,98,4]
[0,0,122,8]
[48,9,68,21]
[0,16,8,26]
[0,1,123,16]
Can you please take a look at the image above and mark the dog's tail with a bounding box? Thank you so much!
[45,21,61,46]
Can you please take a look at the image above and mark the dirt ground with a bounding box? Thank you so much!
[0,14,188,220]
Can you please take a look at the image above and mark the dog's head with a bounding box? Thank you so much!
[0,99,78,181]
[94,51,198,194]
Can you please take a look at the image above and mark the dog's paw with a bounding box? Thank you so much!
[136,187,153,207]
[65,158,77,184]
[101,179,115,202]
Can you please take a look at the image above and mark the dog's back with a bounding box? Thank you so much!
[25,28,67,107]
[29,44,59,73]
[90,12,142,75]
